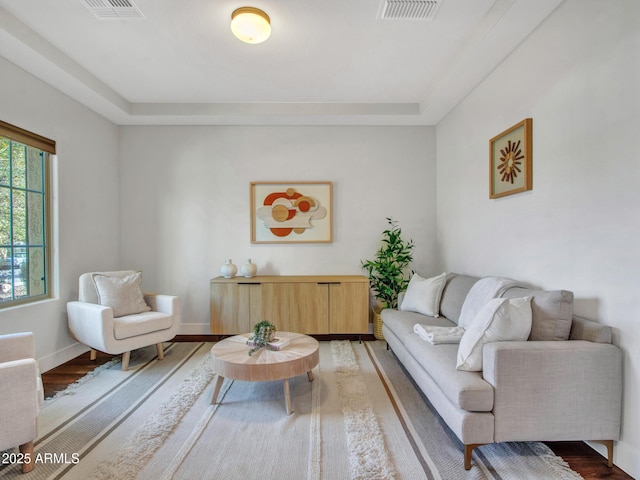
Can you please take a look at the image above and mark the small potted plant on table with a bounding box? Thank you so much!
[247,320,277,356]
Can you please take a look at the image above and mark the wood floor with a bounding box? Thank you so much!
[41,344,633,480]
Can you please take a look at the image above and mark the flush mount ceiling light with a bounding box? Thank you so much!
[231,7,271,44]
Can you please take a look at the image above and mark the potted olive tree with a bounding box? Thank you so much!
[362,218,414,339]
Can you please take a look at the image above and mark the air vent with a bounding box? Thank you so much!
[83,0,145,20]
[379,0,442,20]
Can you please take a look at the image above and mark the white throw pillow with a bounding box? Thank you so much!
[92,271,151,317]
[456,296,532,372]
[400,272,447,317]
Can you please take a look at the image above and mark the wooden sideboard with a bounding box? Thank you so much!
[210,275,369,335]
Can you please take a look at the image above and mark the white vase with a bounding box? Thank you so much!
[220,259,237,278]
[240,258,257,278]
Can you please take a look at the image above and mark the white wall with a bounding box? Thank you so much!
[118,126,437,332]
[436,0,640,476]
[0,57,121,371]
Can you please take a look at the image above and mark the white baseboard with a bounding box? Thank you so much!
[38,341,90,373]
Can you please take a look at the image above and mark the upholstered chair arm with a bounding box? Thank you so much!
[67,301,116,353]
[144,294,180,320]
[0,332,35,363]
[0,358,39,452]
[483,340,622,443]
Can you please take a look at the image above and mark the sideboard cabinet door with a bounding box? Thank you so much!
[329,281,369,333]
[210,282,251,334]
[252,282,329,334]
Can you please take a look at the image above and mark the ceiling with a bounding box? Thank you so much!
[0,0,564,126]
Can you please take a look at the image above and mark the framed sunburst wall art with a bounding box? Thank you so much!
[489,118,533,199]
[250,181,333,243]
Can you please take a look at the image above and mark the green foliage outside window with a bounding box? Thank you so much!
[0,134,49,306]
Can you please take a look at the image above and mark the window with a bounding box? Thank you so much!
[0,121,55,307]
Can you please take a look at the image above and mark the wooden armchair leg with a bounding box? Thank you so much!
[464,444,484,470]
[591,440,614,467]
[121,351,131,371]
[19,441,35,473]
[156,343,164,360]
[90,349,97,361]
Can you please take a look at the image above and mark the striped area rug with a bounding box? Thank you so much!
[0,341,582,479]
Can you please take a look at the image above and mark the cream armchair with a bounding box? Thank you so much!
[0,332,44,473]
[67,271,179,371]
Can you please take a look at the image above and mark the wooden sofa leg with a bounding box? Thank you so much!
[464,444,484,470]
[591,440,614,467]
[19,441,35,473]
[90,349,97,361]
[121,351,131,371]
[156,343,164,360]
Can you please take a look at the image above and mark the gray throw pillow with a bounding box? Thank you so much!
[501,287,573,340]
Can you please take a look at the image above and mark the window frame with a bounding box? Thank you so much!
[0,120,55,308]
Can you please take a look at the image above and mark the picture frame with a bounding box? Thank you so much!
[250,181,333,243]
[489,118,533,199]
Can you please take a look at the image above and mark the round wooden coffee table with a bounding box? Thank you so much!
[210,331,319,414]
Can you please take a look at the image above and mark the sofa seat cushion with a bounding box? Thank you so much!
[404,333,494,412]
[113,312,174,340]
[381,308,457,342]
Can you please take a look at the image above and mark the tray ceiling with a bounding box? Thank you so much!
[0,0,564,125]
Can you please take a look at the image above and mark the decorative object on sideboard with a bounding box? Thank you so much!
[362,218,414,340]
[220,259,238,278]
[489,118,533,199]
[240,258,257,278]
[250,181,333,244]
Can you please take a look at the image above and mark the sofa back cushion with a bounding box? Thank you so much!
[439,274,480,324]
[501,287,573,340]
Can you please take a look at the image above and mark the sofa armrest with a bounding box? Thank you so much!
[569,316,612,343]
[67,301,115,352]
[0,358,40,451]
[144,294,180,321]
[0,332,34,364]
[483,340,622,443]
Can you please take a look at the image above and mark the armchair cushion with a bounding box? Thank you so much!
[92,271,151,317]
[114,311,174,340]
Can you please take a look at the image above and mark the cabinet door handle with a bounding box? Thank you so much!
[317,282,341,285]
[239,282,261,285]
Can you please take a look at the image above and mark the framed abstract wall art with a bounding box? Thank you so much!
[489,118,532,199]
[250,181,333,243]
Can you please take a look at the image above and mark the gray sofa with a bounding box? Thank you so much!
[381,273,622,470]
